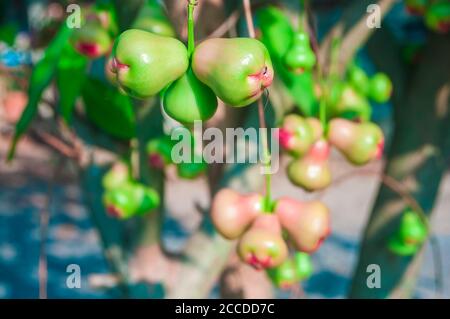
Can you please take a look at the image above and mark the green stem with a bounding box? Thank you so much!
[243,0,273,212]
[298,0,308,32]
[319,92,327,132]
[187,1,196,58]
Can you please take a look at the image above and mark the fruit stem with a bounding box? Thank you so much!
[187,0,197,58]
[299,0,308,32]
[130,138,140,180]
[243,0,273,212]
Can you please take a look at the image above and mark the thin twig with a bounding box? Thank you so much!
[34,131,78,159]
[243,0,256,38]
[206,10,240,39]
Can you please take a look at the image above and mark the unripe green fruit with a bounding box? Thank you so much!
[132,1,176,37]
[111,29,189,98]
[398,210,427,245]
[266,259,298,289]
[287,139,332,192]
[163,68,218,124]
[388,209,427,256]
[102,162,130,190]
[211,189,263,240]
[332,84,371,121]
[71,20,112,58]
[348,65,370,96]
[294,252,314,280]
[369,73,393,104]
[133,184,160,215]
[283,32,316,73]
[192,38,274,107]
[328,118,385,166]
[425,0,450,33]
[275,197,330,253]
[146,136,176,169]
[176,157,208,179]
[238,215,288,269]
[278,115,321,157]
[103,182,160,219]
[103,184,138,219]
[405,0,428,15]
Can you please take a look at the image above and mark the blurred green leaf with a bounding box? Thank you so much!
[7,24,72,161]
[82,77,136,140]
[0,23,18,46]
[56,44,89,124]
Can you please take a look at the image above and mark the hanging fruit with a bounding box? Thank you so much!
[388,209,428,256]
[283,31,316,73]
[328,118,385,166]
[287,139,332,192]
[278,114,322,157]
[192,38,274,107]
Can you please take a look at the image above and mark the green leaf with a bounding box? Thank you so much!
[0,23,18,46]
[257,6,318,116]
[56,44,89,124]
[82,77,136,140]
[7,24,73,161]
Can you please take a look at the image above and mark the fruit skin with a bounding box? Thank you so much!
[388,210,427,256]
[369,73,393,104]
[294,252,314,280]
[146,136,176,169]
[163,67,218,124]
[328,118,384,166]
[132,1,176,37]
[211,189,263,240]
[267,252,314,288]
[70,4,118,57]
[266,259,298,289]
[192,38,274,107]
[398,210,428,245]
[331,84,372,121]
[287,139,332,192]
[238,214,289,269]
[103,182,160,219]
[70,20,112,58]
[283,32,316,74]
[177,157,208,180]
[111,29,189,98]
[102,162,130,190]
[275,197,330,253]
[278,115,322,157]
[348,65,370,96]
[425,1,450,33]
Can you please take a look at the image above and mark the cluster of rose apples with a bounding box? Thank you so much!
[279,115,384,192]
[102,162,160,219]
[211,189,330,270]
[405,0,450,33]
[319,65,393,122]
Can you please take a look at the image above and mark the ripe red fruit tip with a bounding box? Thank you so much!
[77,43,100,58]
[247,254,272,270]
[278,128,294,149]
[376,139,385,159]
[106,205,121,218]
[148,154,165,169]
[111,57,129,73]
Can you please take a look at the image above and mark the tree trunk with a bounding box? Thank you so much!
[349,33,450,298]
